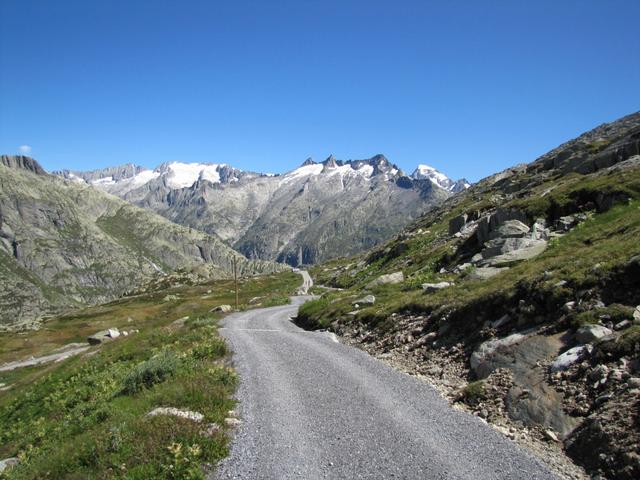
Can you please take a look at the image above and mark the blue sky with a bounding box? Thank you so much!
[1,0,638,182]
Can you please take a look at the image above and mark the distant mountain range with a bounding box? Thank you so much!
[56,155,468,265]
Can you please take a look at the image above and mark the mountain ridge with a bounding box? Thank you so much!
[54,154,466,266]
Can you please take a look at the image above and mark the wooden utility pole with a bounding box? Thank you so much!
[233,256,239,310]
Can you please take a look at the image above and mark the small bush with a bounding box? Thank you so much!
[121,351,180,395]
[192,338,227,359]
[460,381,486,405]
[262,295,291,307]
[571,304,634,328]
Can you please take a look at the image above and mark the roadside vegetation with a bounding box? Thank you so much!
[0,271,300,479]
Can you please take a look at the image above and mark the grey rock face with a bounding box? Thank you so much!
[63,155,459,266]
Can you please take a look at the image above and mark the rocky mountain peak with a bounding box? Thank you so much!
[411,164,470,192]
[1,155,47,175]
[323,155,338,168]
[301,157,316,166]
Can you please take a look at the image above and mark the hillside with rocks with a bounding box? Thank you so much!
[57,155,466,266]
[299,111,640,479]
[0,156,281,329]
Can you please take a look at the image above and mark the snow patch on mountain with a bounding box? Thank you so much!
[280,163,324,185]
[161,162,225,189]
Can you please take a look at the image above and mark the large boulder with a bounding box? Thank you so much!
[476,208,529,245]
[477,238,548,267]
[492,220,530,239]
[575,325,613,343]
[366,271,404,288]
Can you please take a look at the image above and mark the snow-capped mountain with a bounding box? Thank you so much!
[411,164,470,193]
[58,155,466,266]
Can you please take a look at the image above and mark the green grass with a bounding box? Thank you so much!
[0,315,234,479]
[0,270,302,479]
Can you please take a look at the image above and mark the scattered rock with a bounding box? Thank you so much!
[210,304,233,313]
[162,294,180,302]
[550,345,592,372]
[201,423,221,437]
[575,325,613,343]
[491,314,511,329]
[224,417,242,427]
[366,271,404,288]
[544,429,560,443]
[555,216,579,232]
[0,458,19,473]
[147,407,204,423]
[627,377,640,389]
[614,319,631,331]
[421,282,454,292]
[352,295,375,305]
[634,306,640,322]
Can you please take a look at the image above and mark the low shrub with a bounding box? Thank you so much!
[460,380,486,405]
[121,350,180,395]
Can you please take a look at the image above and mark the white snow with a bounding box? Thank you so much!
[131,169,160,185]
[357,165,374,177]
[162,162,224,189]
[66,172,85,183]
[280,164,324,185]
[90,176,115,185]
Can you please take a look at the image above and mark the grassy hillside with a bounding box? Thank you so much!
[0,159,284,328]
[0,271,300,479]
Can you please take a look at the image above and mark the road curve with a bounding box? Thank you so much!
[215,297,555,480]
[295,270,313,295]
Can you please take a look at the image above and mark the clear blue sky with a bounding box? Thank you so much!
[1,0,638,182]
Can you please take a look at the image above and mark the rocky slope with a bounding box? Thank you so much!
[0,156,281,329]
[58,155,466,266]
[299,111,640,479]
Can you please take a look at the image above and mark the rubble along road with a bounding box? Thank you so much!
[214,295,555,479]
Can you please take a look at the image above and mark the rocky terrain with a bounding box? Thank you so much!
[0,155,282,329]
[57,155,466,266]
[299,111,640,479]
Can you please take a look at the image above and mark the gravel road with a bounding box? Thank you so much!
[215,295,556,479]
